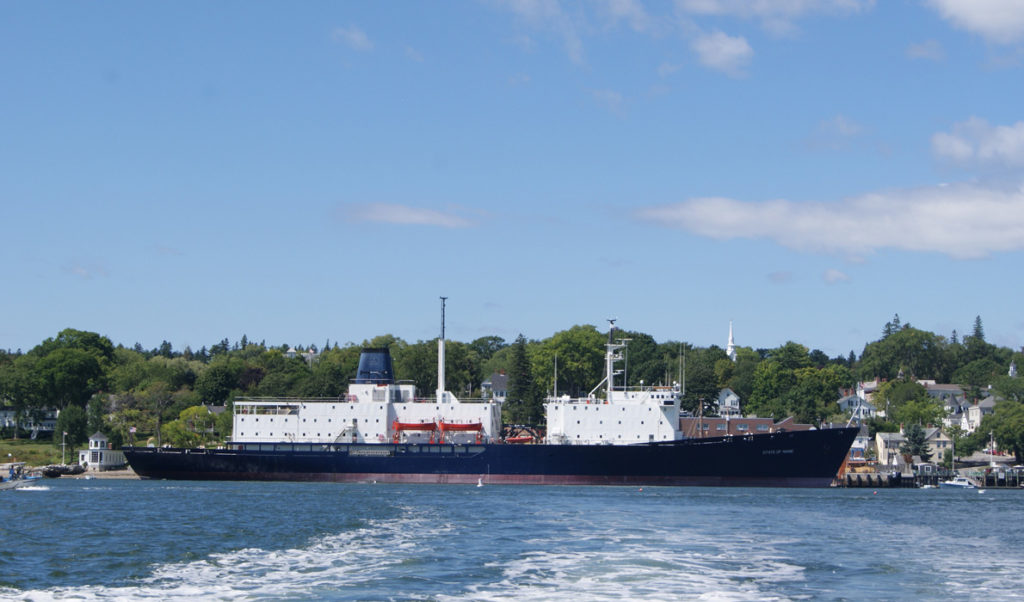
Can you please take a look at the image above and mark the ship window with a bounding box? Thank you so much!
[255,418,259,422]
[332,406,336,409]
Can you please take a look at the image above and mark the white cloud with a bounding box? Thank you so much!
[676,0,874,34]
[592,89,625,112]
[691,31,752,76]
[405,46,424,62]
[64,262,109,279]
[657,61,684,77]
[824,268,850,284]
[492,0,585,63]
[906,39,945,60]
[932,117,1024,167]
[807,114,864,151]
[332,26,373,51]
[598,0,655,32]
[635,182,1024,259]
[342,203,474,228]
[925,0,1024,44]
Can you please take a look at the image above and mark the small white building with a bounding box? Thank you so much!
[78,432,127,472]
[717,388,741,417]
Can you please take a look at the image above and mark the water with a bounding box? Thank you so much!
[2,481,1023,600]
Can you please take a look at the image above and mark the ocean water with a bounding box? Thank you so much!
[1,480,1022,601]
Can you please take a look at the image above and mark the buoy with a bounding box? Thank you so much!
[873,491,877,495]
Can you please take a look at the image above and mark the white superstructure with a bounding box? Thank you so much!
[232,303,501,446]
[545,322,683,445]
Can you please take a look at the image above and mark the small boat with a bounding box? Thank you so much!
[0,462,34,491]
[940,476,978,489]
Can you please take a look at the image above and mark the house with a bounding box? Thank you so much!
[0,407,58,439]
[874,427,952,468]
[482,372,508,403]
[717,388,741,418]
[965,397,997,433]
[78,432,127,472]
[837,394,876,421]
[857,379,881,403]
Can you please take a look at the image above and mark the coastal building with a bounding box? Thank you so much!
[857,379,881,405]
[482,372,508,404]
[78,432,127,472]
[966,397,997,433]
[837,394,876,421]
[874,427,952,468]
[0,407,58,439]
[717,388,741,418]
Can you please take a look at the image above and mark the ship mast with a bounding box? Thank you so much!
[438,296,447,403]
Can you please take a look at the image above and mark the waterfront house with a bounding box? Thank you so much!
[874,427,953,468]
[717,388,741,418]
[966,397,996,433]
[482,372,508,403]
[78,432,127,472]
[837,394,876,421]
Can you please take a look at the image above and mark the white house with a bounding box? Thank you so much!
[838,394,876,421]
[78,432,126,472]
[965,397,997,433]
[717,388,741,417]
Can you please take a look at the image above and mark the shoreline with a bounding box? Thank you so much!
[67,467,140,480]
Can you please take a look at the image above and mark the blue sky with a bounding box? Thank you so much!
[2,1,1024,358]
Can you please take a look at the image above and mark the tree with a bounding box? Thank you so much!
[530,325,605,399]
[87,395,108,436]
[54,404,88,448]
[505,335,541,424]
[141,382,174,446]
[36,347,105,409]
[899,423,932,462]
[982,400,1024,462]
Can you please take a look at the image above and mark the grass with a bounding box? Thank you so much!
[0,438,69,466]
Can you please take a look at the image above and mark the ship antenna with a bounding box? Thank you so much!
[438,297,447,403]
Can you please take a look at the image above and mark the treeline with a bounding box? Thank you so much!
[1,315,1023,458]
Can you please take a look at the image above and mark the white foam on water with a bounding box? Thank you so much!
[5,508,456,601]
[14,485,50,492]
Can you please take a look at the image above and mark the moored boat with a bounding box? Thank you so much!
[125,316,857,487]
[940,476,978,489]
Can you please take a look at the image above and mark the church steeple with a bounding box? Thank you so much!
[726,321,737,362]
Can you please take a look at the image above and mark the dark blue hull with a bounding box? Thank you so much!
[124,427,857,487]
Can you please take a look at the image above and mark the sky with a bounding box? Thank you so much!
[2,1,1024,359]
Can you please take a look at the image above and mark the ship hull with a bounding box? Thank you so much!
[124,427,857,488]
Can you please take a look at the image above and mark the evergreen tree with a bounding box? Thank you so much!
[972,315,985,342]
[899,423,932,462]
[505,334,540,425]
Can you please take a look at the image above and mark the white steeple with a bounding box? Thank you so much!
[726,321,737,362]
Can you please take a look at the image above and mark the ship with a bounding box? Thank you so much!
[124,318,857,487]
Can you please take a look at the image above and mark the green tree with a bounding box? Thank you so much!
[36,347,105,409]
[505,335,541,424]
[982,400,1024,462]
[54,404,88,448]
[899,423,932,462]
[0,355,43,438]
[87,395,108,436]
[531,325,605,399]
